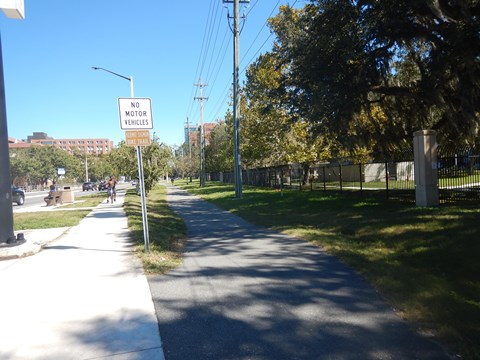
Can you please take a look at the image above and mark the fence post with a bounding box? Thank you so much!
[359,164,363,196]
[339,163,343,191]
[310,168,313,191]
[413,130,439,206]
[300,166,303,191]
[323,167,326,191]
[385,160,389,199]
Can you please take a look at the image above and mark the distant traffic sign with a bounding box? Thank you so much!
[118,98,153,130]
[125,130,151,147]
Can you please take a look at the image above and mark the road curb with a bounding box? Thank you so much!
[0,227,71,261]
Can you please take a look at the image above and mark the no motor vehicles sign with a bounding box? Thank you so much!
[118,98,153,130]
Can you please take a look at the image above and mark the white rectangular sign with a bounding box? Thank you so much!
[118,98,153,130]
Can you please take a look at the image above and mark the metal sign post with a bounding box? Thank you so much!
[124,130,151,252]
[136,146,149,252]
[93,68,153,252]
[118,97,153,253]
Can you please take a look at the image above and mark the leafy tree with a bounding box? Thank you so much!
[268,1,480,149]
[108,137,173,195]
[10,148,37,186]
[176,143,200,180]
[242,53,291,168]
[107,141,136,180]
[142,137,172,193]
[205,120,233,172]
[359,0,480,142]
[10,145,81,186]
[242,50,340,182]
[86,154,112,182]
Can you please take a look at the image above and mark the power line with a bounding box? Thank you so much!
[204,7,227,85]
[245,0,260,16]
[210,0,285,121]
[198,1,222,82]
[205,32,232,99]
[191,1,302,128]
[240,0,282,69]
[185,0,217,121]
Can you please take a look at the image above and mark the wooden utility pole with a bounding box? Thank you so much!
[224,0,249,198]
[186,117,192,158]
[194,80,208,187]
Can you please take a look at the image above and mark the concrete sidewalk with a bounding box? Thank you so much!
[148,186,452,360]
[0,191,165,360]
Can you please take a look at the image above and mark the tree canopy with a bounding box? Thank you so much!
[267,0,480,149]
[10,135,174,194]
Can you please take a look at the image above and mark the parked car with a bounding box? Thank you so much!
[82,182,97,191]
[98,181,108,191]
[11,185,25,205]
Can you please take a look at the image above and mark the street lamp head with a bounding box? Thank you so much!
[91,66,131,83]
[91,66,134,97]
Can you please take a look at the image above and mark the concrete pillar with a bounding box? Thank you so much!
[413,130,439,206]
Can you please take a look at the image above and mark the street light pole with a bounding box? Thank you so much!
[85,155,88,181]
[92,66,150,252]
[0,34,16,244]
[0,2,25,245]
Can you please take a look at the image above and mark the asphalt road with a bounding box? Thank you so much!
[12,183,132,211]
[12,188,91,211]
[148,186,452,360]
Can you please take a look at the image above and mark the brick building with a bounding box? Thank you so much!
[184,122,218,148]
[10,132,114,154]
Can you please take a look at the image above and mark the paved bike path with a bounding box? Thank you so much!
[148,186,451,360]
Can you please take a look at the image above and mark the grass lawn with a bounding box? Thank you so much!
[123,185,187,274]
[177,179,480,359]
[61,193,106,208]
[13,193,106,230]
[14,210,92,230]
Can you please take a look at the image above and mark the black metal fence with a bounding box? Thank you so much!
[437,145,480,202]
[209,150,417,202]
[208,145,480,204]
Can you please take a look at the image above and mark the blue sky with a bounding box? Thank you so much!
[0,0,301,148]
